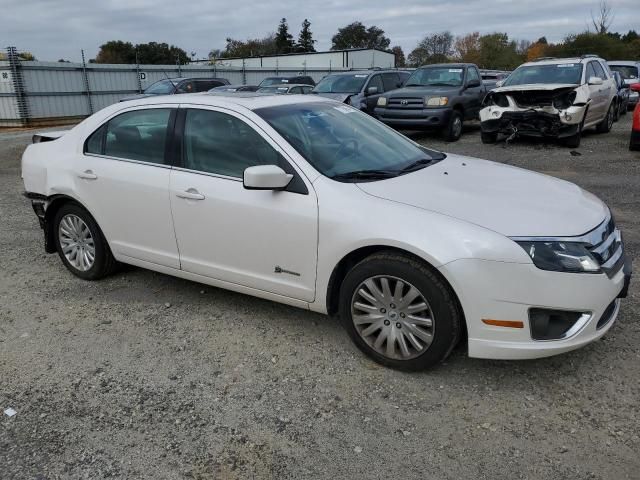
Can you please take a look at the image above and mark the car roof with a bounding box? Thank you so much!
[607,60,639,66]
[115,92,335,111]
[323,69,403,77]
[520,57,603,67]
[259,83,312,88]
[417,63,474,69]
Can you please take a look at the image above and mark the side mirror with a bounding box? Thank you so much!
[243,165,293,191]
[630,83,640,93]
[588,76,603,86]
[466,79,481,88]
[366,86,379,95]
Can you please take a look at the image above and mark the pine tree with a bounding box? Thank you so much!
[275,18,295,54]
[298,19,316,52]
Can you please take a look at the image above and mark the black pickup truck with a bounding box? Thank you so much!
[374,63,487,141]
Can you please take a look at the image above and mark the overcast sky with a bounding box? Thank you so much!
[2,0,639,61]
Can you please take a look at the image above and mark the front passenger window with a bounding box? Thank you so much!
[182,109,284,178]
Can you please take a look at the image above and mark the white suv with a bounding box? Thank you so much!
[480,56,617,147]
[22,94,630,370]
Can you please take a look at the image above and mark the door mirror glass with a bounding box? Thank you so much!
[366,86,379,95]
[588,76,603,86]
[243,165,293,190]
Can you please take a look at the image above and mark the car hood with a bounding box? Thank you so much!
[312,92,354,103]
[386,86,461,97]
[356,154,607,237]
[492,83,578,93]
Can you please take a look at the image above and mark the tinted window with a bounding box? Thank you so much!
[176,81,194,93]
[195,80,223,92]
[382,73,400,91]
[301,86,313,94]
[290,86,303,94]
[609,65,639,80]
[313,74,368,93]
[183,109,284,178]
[144,79,177,95]
[405,67,465,87]
[367,75,384,93]
[505,63,582,86]
[466,68,480,84]
[85,109,171,164]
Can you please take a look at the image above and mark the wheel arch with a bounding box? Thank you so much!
[43,194,99,254]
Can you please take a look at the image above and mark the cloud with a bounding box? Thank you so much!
[3,0,639,61]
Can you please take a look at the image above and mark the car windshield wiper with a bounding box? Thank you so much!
[398,158,437,173]
[404,83,423,87]
[331,169,399,181]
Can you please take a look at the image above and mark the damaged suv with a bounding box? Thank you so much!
[480,56,616,147]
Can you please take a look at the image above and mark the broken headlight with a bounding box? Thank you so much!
[483,92,509,108]
[553,91,577,110]
[515,241,600,273]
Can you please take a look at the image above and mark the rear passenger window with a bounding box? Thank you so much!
[182,109,284,178]
[84,109,171,164]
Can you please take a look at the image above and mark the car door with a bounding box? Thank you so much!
[585,62,604,122]
[169,107,318,302]
[363,74,385,113]
[462,67,484,118]
[78,106,180,268]
[593,60,614,113]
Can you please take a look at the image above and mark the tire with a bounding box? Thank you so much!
[481,131,498,144]
[596,103,614,133]
[53,203,118,280]
[613,100,620,122]
[443,110,464,142]
[338,251,462,371]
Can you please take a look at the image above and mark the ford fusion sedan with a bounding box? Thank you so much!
[22,94,631,370]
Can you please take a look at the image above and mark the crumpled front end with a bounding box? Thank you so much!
[480,85,588,139]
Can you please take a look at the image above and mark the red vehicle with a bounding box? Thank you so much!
[631,83,640,151]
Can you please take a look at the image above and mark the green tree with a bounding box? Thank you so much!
[297,19,316,52]
[95,41,189,64]
[95,41,136,63]
[275,18,295,54]
[546,32,639,60]
[477,33,523,70]
[331,22,391,50]
[391,46,406,67]
[217,35,278,58]
[407,31,454,66]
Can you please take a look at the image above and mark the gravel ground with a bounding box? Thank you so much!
[1,116,639,479]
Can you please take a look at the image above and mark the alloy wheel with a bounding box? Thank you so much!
[350,275,435,360]
[58,214,95,272]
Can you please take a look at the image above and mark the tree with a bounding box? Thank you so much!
[95,40,136,64]
[526,41,548,61]
[275,18,295,54]
[217,35,278,58]
[591,0,614,34]
[94,41,189,64]
[297,19,316,52]
[454,32,481,64]
[391,46,405,67]
[546,31,639,60]
[407,31,454,66]
[331,22,391,50]
[477,33,522,70]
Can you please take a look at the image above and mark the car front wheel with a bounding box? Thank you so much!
[338,252,462,371]
[443,111,464,142]
[54,203,118,280]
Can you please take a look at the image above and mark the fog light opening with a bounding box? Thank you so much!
[528,308,589,341]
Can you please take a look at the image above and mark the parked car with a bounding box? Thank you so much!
[119,77,230,102]
[210,84,259,92]
[258,76,315,87]
[374,63,487,141]
[612,71,630,121]
[607,61,640,110]
[630,83,640,151]
[480,70,510,90]
[256,84,313,95]
[22,94,631,371]
[481,56,617,147]
[312,70,410,114]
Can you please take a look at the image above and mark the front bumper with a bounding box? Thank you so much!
[374,106,452,128]
[439,255,631,360]
[481,109,583,139]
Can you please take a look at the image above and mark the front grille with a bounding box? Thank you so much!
[586,216,624,277]
[387,97,424,109]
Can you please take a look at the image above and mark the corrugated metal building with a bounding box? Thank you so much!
[212,48,396,70]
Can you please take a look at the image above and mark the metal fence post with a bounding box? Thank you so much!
[135,50,142,93]
[7,46,29,126]
[81,49,94,115]
[242,59,246,85]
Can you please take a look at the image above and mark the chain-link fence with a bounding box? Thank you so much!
[1,46,387,127]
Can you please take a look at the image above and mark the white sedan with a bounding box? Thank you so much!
[22,93,631,370]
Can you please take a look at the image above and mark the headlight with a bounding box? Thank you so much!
[483,92,509,108]
[552,91,577,110]
[425,96,448,107]
[377,97,387,107]
[515,241,600,273]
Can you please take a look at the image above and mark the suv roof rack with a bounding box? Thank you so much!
[581,54,599,58]
[531,57,557,62]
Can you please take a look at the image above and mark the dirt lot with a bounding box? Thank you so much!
[1,117,639,479]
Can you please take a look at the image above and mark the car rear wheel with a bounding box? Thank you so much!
[443,111,463,142]
[338,252,461,371]
[54,203,118,280]
[596,103,614,133]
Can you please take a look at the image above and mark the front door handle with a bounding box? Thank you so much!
[176,189,205,201]
[78,170,97,180]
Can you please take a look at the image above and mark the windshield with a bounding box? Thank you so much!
[259,77,290,87]
[143,79,177,95]
[255,102,444,180]
[504,64,582,86]
[257,86,289,94]
[312,74,368,94]
[405,67,465,87]
[609,65,639,81]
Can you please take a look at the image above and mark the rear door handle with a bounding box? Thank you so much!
[78,170,97,180]
[176,189,205,201]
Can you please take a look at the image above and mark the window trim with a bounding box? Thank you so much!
[174,105,309,195]
[82,106,177,167]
